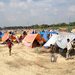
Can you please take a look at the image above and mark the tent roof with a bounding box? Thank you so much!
[44,34,58,48]
[49,31,58,34]
[44,32,75,49]
[2,33,9,42]
[23,34,38,43]
[39,31,58,41]
[23,34,46,47]
[2,32,18,42]
[23,34,45,43]
[56,33,75,49]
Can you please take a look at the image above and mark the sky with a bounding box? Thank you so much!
[0,0,75,27]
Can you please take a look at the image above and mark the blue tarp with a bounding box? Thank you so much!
[39,31,58,41]
[49,31,58,34]
[0,32,4,38]
[39,31,49,41]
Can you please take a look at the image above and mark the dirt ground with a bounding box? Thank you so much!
[0,43,75,75]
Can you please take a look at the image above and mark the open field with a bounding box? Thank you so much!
[0,43,75,75]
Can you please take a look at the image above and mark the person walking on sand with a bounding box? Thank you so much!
[6,39,13,56]
[66,39,72,59]
[50,44,56,62]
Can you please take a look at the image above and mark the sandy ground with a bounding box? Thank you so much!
[0,43,75,75]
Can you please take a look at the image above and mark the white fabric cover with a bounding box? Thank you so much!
[44,34,58,47]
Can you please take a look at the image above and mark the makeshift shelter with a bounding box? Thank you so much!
[43,32,75,49]
[43,32,49,41]
[22,34,46,48]
[2,32,19,43]
[39,31,58,41]
[44,34,59,48]
[56,32,75,49]
[39,31,50,41]
[2,33,9,42]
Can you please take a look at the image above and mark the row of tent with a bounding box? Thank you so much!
[0,32,19,43]
[0,31,75,50]
[22,30,58,48]
[39,30,58,41]
[22,32,75,49]
[0,30,58,47]
[0,30,58,42]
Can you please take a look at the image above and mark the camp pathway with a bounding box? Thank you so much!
[0,44,75,75]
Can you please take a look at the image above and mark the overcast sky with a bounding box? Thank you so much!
[0,0,75,27]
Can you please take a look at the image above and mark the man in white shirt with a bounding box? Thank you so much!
[66,39,72,59]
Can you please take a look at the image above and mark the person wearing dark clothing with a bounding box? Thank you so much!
[19,35,25,42]
[23,31,27,35]
[19,31,27,43]
[50,44,56,62]
[6,39,13,56]
[32,30,37,34]
[66,39,72,59]
[72,38,75,50]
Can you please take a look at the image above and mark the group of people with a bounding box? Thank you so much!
[50,38,75,62]
[66,38,75,59]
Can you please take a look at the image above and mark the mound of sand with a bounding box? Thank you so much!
[0,43,75,75]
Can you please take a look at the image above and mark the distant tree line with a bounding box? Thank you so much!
[0,22,75,30]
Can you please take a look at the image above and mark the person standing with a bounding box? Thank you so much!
[6,39,13,56]
[50,44,56,62]
[71,38,75,50]
[19,31,27,43]
[66,39,72,59]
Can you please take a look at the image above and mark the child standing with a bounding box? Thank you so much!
[6,39,13,56]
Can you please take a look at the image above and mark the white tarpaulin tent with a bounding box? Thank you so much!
[56,32,75,49]
[44,34,59,47]
[44,32,75,49]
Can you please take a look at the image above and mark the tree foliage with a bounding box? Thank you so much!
[0,22,75,30]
